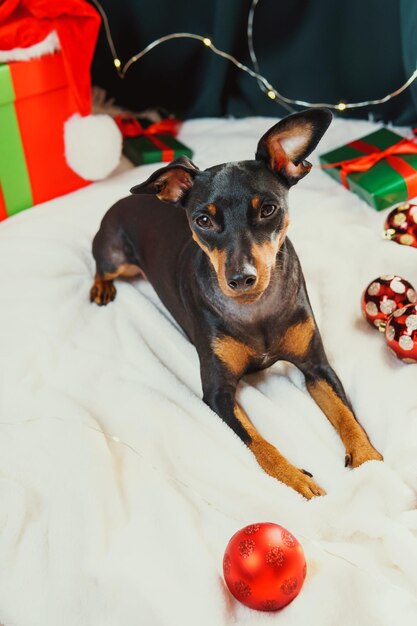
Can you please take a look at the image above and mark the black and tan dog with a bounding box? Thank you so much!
[90,109,382,499]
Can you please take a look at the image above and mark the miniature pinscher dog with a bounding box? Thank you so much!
[90,109,382,499]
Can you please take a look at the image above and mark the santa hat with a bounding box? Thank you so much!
[0,0,122,180]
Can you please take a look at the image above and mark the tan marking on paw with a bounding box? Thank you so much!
[234,405,325,499]
[344,435,383,468]
[90,274,117,306]
[90,263,143,306]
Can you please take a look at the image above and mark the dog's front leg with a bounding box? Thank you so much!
[198,343,325,499]
[293,329,383,468]
[305,363,383,468]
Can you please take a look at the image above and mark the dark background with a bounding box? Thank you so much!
[90,0,417,125]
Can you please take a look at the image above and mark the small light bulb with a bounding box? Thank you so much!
[337,101,347,111]
[203,37,212,47]
[114,58,121,69]
[267,90,276,100]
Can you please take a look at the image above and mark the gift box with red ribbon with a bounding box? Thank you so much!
[0,0,103,221]
[0,52,90,220]
[115,116,193,165]
[319,128,417,211]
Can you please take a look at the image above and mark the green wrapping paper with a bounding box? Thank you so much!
[0,63,33,216]
[123,134,193,165]
[319,128,417,211]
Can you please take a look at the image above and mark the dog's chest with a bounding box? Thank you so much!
[250,350,278,371]
[217,286,298,368]
[248,325,287,368]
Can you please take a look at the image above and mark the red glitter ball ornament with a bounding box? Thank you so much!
[385,303,417,363]
[361,275,417,331]
[223,522,306,612]
[384,203,417,248]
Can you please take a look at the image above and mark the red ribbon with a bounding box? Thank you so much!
[322,134,417,199]
[115,116,181,162]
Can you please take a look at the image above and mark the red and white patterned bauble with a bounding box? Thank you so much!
[223,522,306,611]
[361,275,417,330]
[385,303,417,363]
[384,203,417,248]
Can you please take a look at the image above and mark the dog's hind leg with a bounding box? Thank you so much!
[90,264,143,306]
[90,223,144,306]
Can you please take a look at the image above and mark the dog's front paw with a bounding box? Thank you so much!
[291,468,326,500]
[90,277,117,306]
[251,439,326,499]
[345,443,383,468]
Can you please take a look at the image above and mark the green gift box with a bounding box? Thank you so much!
[115,117,193,166]
[123,134,193,165]
[319,128,417,211]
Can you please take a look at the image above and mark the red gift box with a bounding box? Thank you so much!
[0,51,91,220]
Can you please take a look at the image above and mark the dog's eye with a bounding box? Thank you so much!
[260,204,277,218]
[196,215,213,229]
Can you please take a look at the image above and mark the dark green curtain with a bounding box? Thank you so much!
[90,0,417,124]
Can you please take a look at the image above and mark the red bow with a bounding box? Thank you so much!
[114,116,182,162]
[114,116,181,138]
[322,134,417,197]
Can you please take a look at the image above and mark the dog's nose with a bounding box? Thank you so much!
[228,270,257,291]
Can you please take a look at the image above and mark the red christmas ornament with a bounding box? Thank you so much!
[361,275,417,331]
[223,522,306,612]
[385,303,417,363]
[384,203,417,248]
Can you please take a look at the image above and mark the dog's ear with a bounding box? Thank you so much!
[256,108,332,186]
[130,156,200,202]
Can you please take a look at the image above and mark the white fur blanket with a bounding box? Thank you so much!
[0,117,417,626]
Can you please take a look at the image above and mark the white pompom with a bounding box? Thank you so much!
[64,114,122,180]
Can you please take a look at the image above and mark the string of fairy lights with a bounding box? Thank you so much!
[89,0,417,113]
